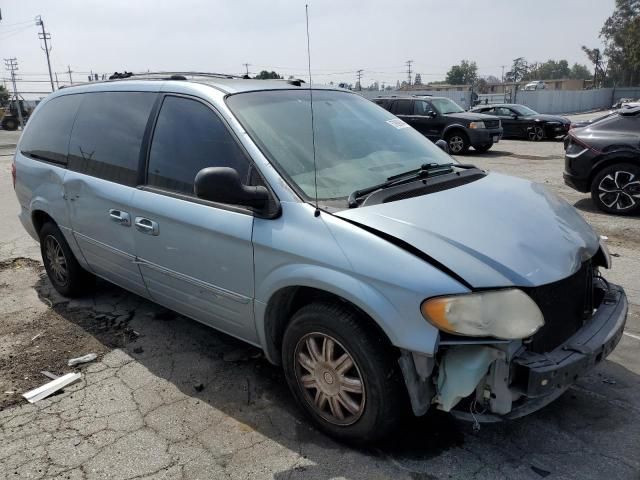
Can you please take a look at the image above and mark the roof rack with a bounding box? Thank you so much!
[107,71,245,81]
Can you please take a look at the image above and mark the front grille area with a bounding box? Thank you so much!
[484,119,500,129]
[525,260,594,353]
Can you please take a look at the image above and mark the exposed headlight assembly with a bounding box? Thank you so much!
[421,289,544,339]
[469,121,486,129]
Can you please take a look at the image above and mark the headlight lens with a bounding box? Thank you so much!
[469,121,485,129]
[421,289,544,339]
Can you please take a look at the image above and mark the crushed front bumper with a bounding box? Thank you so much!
[451,283,627,422]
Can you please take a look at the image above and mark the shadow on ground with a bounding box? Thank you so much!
[30,274,640,479]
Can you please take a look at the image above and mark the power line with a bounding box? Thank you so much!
[4,58,25,129]
[356,69,363,91]
[35,15,55,92]
[405,60,413,86]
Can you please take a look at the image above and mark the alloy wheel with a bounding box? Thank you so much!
[448,135,465,154]
[598,170,640,211]
[528,126,544,141]
[44,235,69,286]
[294,332,366,426]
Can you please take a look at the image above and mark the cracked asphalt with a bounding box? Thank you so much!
[1,120,639,480]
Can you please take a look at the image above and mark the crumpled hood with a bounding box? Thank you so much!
[335,172,599,288]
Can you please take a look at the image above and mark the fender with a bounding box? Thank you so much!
[442,123,469,138]
[254,262,441,363]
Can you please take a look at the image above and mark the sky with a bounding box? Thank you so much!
[0,0,616,98]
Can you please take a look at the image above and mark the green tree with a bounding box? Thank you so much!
[255,70,282,80]
[600,0,640,86]
[569,63,592,80]
[581,46,607,86]
[0,86,9,107]
[526,59,571,80]
[505,57,529,82]
[446,60,478,85]
[445,60,477,85]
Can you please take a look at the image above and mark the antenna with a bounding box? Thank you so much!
[305,4,320,217]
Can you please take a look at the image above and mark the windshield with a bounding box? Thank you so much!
[226,90,453,202]
[511,105,538,116]
[431,98,465,114]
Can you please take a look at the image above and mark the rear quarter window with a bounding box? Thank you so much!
[67,91,156,186]
[19,95,83,165]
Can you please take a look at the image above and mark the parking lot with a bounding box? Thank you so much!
[1,117,639,480]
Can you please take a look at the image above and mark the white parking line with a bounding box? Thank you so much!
[623,331,640,341]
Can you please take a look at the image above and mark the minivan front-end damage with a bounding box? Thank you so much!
[399,271,628,421]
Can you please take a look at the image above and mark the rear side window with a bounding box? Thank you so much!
[68,92,156,186]
[146,96,250,195]
[392,100,413,115]
[19,95,83,165]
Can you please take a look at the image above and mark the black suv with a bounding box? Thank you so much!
[373,96,503,154]
[564,106,640,214]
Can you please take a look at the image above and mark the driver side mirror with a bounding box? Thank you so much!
[435,139,449,154]
[194,167,269,209]
[427,110,437,118]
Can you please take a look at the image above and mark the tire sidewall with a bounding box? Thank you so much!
[591,163,640,215]
[446,130,469,154]
[39,222,91,296]
[282,304,400,443]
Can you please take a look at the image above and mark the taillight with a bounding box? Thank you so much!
[11,161,16,189]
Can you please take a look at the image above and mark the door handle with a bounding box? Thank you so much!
[134,217,159,236]
[109,209,131,226]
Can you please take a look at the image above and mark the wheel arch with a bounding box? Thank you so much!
[442,124,469,139]
[588,154,640,190]
[257,270,403,365]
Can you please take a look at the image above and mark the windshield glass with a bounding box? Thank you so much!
[226,90,453,201]
[511,105,538,116]
[431,98,465,114]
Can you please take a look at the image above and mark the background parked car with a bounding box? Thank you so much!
[470,103,571,141]
[564,106,640,214]
[524,80,546,91]
[373,96,503,154]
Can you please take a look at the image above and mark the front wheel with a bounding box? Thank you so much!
[590,163,640,215]
[1,117,18,131]
[445,131,470,154]
[282,302,405,444]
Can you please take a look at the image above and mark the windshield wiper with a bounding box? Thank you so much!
[347,162,474,208]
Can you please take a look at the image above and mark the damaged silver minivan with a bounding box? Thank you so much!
[13,75,628,443]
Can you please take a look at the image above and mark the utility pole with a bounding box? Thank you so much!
[67,65,73,85]
[35,15,55,91]
[405,60,413,86]
[356,69,363,91]
[593,50,600,88]
[242,63,250,76]
[4,58,25,129]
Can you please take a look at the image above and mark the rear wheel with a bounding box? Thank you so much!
[282,302,405,444]
[528,125,545,141]
[446,130,470,154]
[40,222,94,296]
[590,163,640,215]
[1,117,18,131]
[474,143,493,153]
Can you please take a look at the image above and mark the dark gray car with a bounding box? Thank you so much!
[374,96,503,153]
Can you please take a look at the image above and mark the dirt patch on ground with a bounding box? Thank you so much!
[0,258,142,410]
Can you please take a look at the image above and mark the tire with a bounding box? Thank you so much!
[474,143,493,153]
[40,222,94,296]
[1,117,18,131]
[590,163,640,215]
[282,302,405,444]
[445,130,470,154]
[528,125,545,141]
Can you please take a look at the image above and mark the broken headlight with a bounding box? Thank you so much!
[421,289,544,339]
